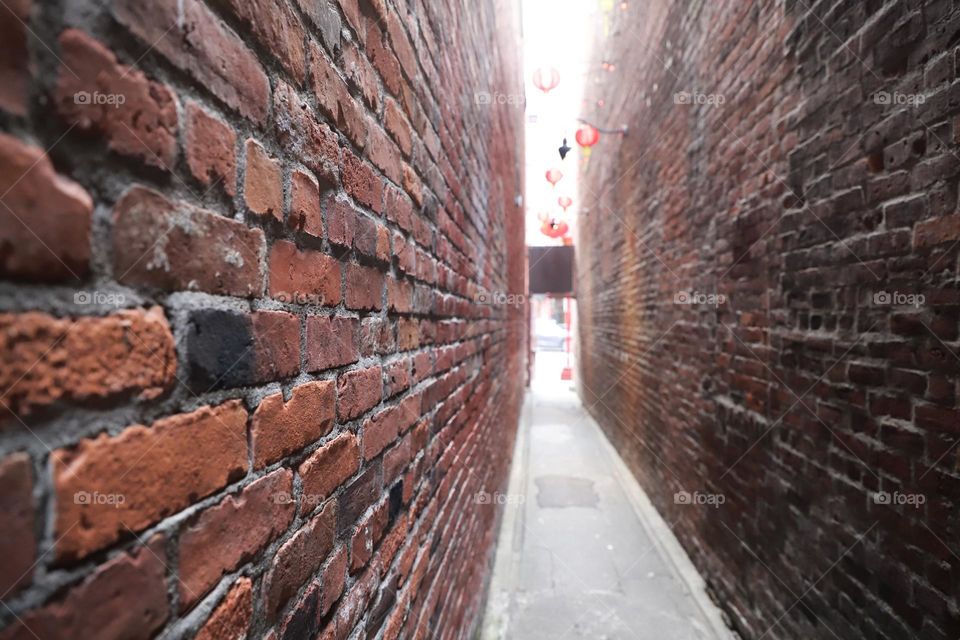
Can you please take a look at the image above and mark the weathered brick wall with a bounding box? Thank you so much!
[0,0,525,637]
[578,1,959,638]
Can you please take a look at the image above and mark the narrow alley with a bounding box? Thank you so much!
[0,0,958,639]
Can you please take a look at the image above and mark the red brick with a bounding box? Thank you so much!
[113,186,265,297]
[244,139,283,222]
[0,452,35,596]
[350,501,388,573]
[252,380,336,468]
[386,11,417,80]
[384,358,411,398]
[366,119,402,183]
[366,22,402,97]
[402,163,423,206]
[55,29,178,170]
[393,232,416,274]
[343,150,383,212]
[359,317,395,356]
[185,101,237,196]
[0,132,92,282]
[218,0,306,80]
[0,536,168,640]
[263,500,337,618]
[251,310,301,381]
[0,307,175,418]
[345,263,385,311]
[914,214,960,247]
[355,214,391,262]
[113,0,270,123]
[362,406,400,461]
[0,0,29,115]
[411,352,432,383]
[336,0,364,42]
[342,41,380,111]
[274,80,339,183]
[269,240,342,306]
[319,545,348,616]
[383,435,411,484]
[299,432,360,509]
[195,577,253,640]
[387,277,413,312]
[337,366,383,421]
[179,470,294,609]
[306,315,360,371]
[289,168,322,238]
[397,318,420,350]
[326,194,359,248]
[384,97,412,157]
[53,401,248,562]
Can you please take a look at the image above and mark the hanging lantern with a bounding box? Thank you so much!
[558,196,573,211]
[540,218,569,238]
[575,124,600,147]
[532,67,560,93]
[545,168,563,186]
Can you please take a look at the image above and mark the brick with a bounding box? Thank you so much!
[326,194,359,248]
[252,381,336,468]
[383,435,411,484]
[384,98,412,157]
[0,453,35,596]
[218,0,306,80]
[55,29,178,169]
[179,470,294,609]
[0,307,175,418]
[366,119,402,183]
[53,402,247,561]
[350,501,388,573]
[337,366,383,421]
[319,545,348,616]
[385,12,417,80]
[0,536,167,640]
[0,132,92,282]
[289,168,322,238]
[185,101,237,196]
[299,432,360,508]
[362,406,400,461]
[345,263,385,311]
[278,581,322,640]
[0,0,29,115]
[263,500,337,618]
[343,150,383,212]
[297,0,341,52]
[366,22,402,97]
[186,309,257,390]
[342,41,379,111]
[384,358,411,397]
[251,310,301,381]
[387,276,413,313]
[306,315,360,372]
[195,577,253,640]
[337,465,381,535]
[354,214,391,262]
[113,0,270,123]
[244,139,283,222]
[914,214,960,247]
[274,80,339,183]
[113,186,265,297]
[269,240,342,306]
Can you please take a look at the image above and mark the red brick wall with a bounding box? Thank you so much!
[577,1,959,638]
[0,0,525,637]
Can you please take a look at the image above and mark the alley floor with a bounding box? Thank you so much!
[480,352,733,640]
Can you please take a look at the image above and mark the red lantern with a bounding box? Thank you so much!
[545,168,563,186]
[575,124,600,147]
[540,219,569,238]
[558,196,573,211]
[532,67,560,93]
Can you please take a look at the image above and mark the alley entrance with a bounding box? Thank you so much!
[480,353,732,639]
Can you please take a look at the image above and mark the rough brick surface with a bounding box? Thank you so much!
[0,0,524,637]
[577,3,960,639]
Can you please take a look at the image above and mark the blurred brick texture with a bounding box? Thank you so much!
[577,1,959,639]
[0,0,525,638]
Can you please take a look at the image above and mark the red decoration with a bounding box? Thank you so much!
[545,168,563,186]
[558,196,573,211]
[540,219,569,238]
[532,67,560,93]
[575,124,600,147]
